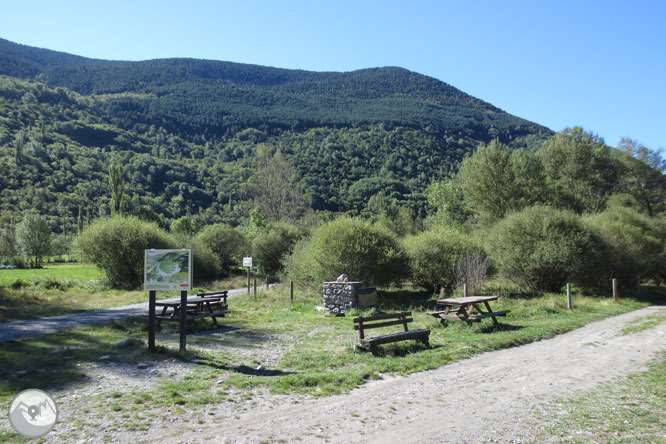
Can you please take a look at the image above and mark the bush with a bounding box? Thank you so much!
[75,216,176,289]
[190,238,222,283]
[252,222,308,277]
[585,207,666,287]
[284,217,408,288]
[193,224,248,275]
[403,227,483,293]
[486,206,602,292]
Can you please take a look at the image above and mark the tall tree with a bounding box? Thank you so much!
[250,145,306,222]
[617,138,666,217]
[539,127,620,213]
[109,163,125,216]
[16,213,52,267]
[456,139,545,223]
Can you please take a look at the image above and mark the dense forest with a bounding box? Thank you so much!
[1,39,664,294]
[0,37,552,233]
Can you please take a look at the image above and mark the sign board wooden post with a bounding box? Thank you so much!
[243,257,252,294]
[144,249,192,352]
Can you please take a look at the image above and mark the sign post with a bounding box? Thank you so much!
[144,249,192,352]
[243,257,253,294]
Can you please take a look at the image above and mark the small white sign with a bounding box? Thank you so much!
[243,257,253,267]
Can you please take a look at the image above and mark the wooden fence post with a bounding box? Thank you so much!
[612,278,618,302]
[266,276,269,290]
[463,282,468,298]
[290,280,294,303]
[253,278,257,298]
[566,283,572,310]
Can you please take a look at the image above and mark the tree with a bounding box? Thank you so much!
[251,222,307,277]
[617,138,666,217]
[250,146,306,222]
[539,127,620,214]
[16,213,52,267]
[456,139,545,223]
[109,163,125,215]
[0,227,18,263]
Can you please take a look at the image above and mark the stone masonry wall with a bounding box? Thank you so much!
[322,281,362,315]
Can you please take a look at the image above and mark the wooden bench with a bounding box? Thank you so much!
[353,312,430,354]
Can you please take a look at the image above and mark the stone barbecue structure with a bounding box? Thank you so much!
[322,280,377,314]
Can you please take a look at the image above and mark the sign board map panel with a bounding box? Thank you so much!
[144,249,192,291]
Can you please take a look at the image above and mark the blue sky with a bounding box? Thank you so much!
[2,0,664,149]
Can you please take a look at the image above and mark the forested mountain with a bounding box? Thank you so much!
[0,38,553,232]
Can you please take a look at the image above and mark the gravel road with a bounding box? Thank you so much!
[149,304,666,444]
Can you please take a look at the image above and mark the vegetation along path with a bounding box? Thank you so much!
[0,287,254,343]
[156,304,666,444]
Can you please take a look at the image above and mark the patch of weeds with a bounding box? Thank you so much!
[621,313,666,335]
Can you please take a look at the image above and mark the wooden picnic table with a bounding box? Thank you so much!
[154,291,228,326]
[429,295,509,327]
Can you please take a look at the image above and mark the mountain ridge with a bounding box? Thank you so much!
[0,37,553,230]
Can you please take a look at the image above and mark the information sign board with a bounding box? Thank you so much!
[144,249,192,291]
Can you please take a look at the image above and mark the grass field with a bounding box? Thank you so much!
[0,263,104,286]
[0,269,663,442]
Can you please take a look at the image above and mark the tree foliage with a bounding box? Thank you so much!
[403,227,482,293]
[16,213,52,267]
[193,224,248,276]
[539,127,620,213]
[486,206,602,292]
[75,216,175,288]
[284,217,408,288]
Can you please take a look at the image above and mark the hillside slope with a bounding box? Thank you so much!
[0,38,553,231]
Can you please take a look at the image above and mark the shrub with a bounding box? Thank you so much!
[189,238,222,282]
[486,206,602,292]
[75,216,176,289]
[252,222,308,277]
[284,217,408,288]
[585,207,666,287]
[403,228,483,294]
[193,224,248,275]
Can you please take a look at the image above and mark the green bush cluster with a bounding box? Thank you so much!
[585,207,666,287]
[485,206,603,292]
[251,222,308,277]
[403,227,482,293]
[75,216,176,289]
[284,217,407,288]
[193,224,248,276]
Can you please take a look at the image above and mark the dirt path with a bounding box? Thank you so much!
[150,304,666,444]
[0,287,252,342]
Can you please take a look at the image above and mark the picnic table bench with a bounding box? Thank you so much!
[429,295,509,327]
[353,311,430,354]
[155,290,229,327]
